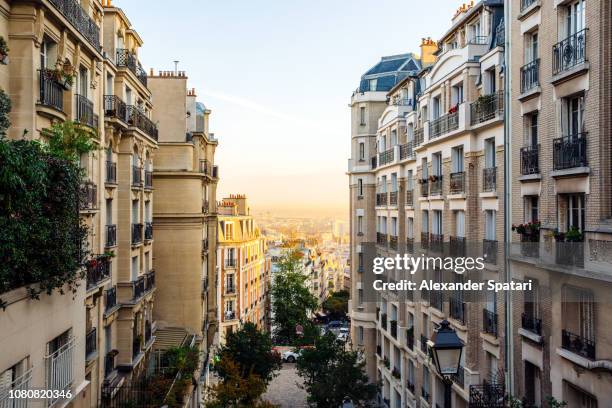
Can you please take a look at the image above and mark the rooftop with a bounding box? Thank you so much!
[358,53,422,93]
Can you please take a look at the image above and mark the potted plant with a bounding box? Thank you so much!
[448,104,458,114]
[0,36,9,65]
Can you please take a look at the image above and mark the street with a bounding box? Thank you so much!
[263,363,308,408]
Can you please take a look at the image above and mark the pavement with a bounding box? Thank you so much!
[263,363,308,408]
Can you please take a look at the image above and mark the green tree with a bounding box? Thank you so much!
[271,250,319,344]
[297,333,377,408]
[207,357,278,408]
[322,290,349,320]
[215,322,281,386]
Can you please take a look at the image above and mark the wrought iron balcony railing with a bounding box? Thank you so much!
[225,258,237,268]
[103,95,128,122]
[80,181,98,210]
[430,176,443,196]
[38,69,64,111]
[483,167,497,192]
[562,329,595,359]
[389,191,398,206]
[105,286,117,312]
[429,111,459,139]
[75,94,97,128]
[105,224,117,247]
[376,232,388,246]
[420,334,428,354]
[484,239,498,264]
[420,180,429,197]
[127,106,158,141]
[376,192,388,206]
[104,351,115,378]
[199,159,211,175]
[553,29,587,76]
[414,127,424,146]
[449,171,465,194]
[521,313,542,335]
[451,365,465,388]
[131,223,143,244]
[520,59,540,93]
[406,189,414,206]
[85,327,97,359]
[470,92,503,125]
[399,141,414,160]
[520,144,540,175]
[430,233,444,253]
[378,148,394,166]
[553,133,587,170]
[469,381,505,408]
[116,49,148,86]
[468,35,489,45]
[450,295,466,324]
[133,276,145,299]
[483,309,498,337]
[449,236,466,257]
[86,255,111,289]
[48,0,101,50]
[389,235,398,250]
[420,232,430,249]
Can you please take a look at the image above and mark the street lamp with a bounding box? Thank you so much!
[430,320,464,408]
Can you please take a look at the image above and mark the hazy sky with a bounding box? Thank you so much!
[119,0,460,218]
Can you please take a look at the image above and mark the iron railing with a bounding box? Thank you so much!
[389,236,398,250]
[75,94,97,128]
[483,309,498,337]
[133,276,145,299]
[484,239,498,265]
[451,365,465,388]
[132,335,141,359]
[420,180,429,197]
[86,255,111,289]
[48,0,101,50]
[449,171,465,194]
[105,286,117,312]
[520,144,540,175]
[225,310,236,321]
[115,49,148,86]
[145,270,155,291]
[104,352,115,378]
[199,159,211,175]
[420,334,428,354]
[44,337,75,406]
[521,313,542,335]
[430,233,444,253]
[105,224,117,247]
[430,176,443,196]
[378,148,394,166]
[469,381,505,408]
[80,181,97,210]
[376,192,388,206]
[38,69,64,112]
[0,368,32,408]
[376,232,387,246]
[103,95,128,122]
[552,29,587,76]
[127,106,158,141]
[400,142,414,160]
[429,111,459,138]
[520,59,540,93]
[389,191,398,206]
[562,329,595,359]
[470,92,503,125]
[421,232,430,249]
[85,327,97,359]
[450,296,466,324]
[225,258,237,268]
[131,223,143,245]
[414,127,424,146]
[553,133,587,170]
[483,167,497,192]
[449,236,466,257]
[468,35,489,45]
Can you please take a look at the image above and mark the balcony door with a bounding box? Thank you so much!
[563,94,584,137]
[78,67,88,98]
[485,138,496,168]
[452,146,464,172]
[565,0,585,37]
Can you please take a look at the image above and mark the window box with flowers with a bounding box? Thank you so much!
[553,226,584,268]
[513,220,541,258]
[448,104,458,114]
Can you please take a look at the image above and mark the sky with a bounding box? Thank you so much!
[118,0,461,219]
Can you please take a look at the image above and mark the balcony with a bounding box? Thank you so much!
[483,167,497,192]
[105,224,117,247]
[470,92,503,125]
[392,367,401,379]
[562,329,595,360]
[420,179,429,197]
[553,133,587,170]
[104,95,128,123]
[131,223,143,245]
[406,238,414,254]
[430,233,444,253]
[132,165,142,186]
[521,313,542,335]
[414,127,424,146]
[127,106,159,141]
[450,171,465,194]
[520,145,540,175]
[483,309,498,337]
[104,351,116,378]
[225,283,236,295]
[469,381,505,408]
[431,290,444,311]
[85,327,97,359]
[406,380,415,394]
[555,241,585,268]
[390,320,398,339]
[133,276,145,300]
[399,142,414,160]
[389,236,398,250]
[468,35,489,45]
[450,296,466,324]
[144,222,153,241]
[44,337,75,406]
[376,232,388,247]
[116,49,148,86]
[406,190,414,206]
[484,239,498,265]
[376,192,388,206]
[378,148,394,166]
[144,170,153,189]
[451,365,465,388]
[86,255,111,289]
[106,160,117,183]
[552,29,587,76]
[105,286,117,313]
[199,159,211,175]
[38,69,65,112]
[48,0,101,50]
[145,270,155,292]
[449,236,466,257]
[520,59,540,93]
[0,367,32,406]
[429,111,459,139]
[420,232,429,249]
[389,191,398,206]
[80,181,98,210]
[521,0,537,11]
[225,310,236,321]
[430,175,443,196]
[225,258,237,268]
[75,94,98,129]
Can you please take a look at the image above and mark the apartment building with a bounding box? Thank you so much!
[217,195,270,345]
[509,0,612,405]
[349,2,508,407]
[148,73,219,404]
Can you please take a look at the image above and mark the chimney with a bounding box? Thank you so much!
[420,37,438,67]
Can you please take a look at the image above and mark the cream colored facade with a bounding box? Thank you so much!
[349,3,508,407]
[217,195,270,345]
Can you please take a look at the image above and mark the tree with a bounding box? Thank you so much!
[215,322,281,386]
[206,357,278,408]
[271,250,319,344]
[322,290,349,320]
[297,333,377,408]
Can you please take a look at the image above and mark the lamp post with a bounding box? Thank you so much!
[430,320,464,408]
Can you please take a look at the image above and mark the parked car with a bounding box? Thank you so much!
[337,332,349,342]
[282,349,302,363]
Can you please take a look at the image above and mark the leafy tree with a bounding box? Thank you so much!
[322,290,349,320]
[0,88,10,138]
[207,357,278,408]
[215,322,281,386]
[296,333,377,408]
[271,250,319,344]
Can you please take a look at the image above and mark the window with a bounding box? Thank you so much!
[407,170,414,190]
[566,194,585,231]
[358,142,365,160]
[357,216,363,234]
[407,360,415,387]
[422,366,430,396]
[40,38,57,69]
[432,96,441,119]
[451,83,464,105]
[525,112,538,146]
[455,211,465,237]
[358,252,364,271]
[485,138,496,168]
[563,94,584,136]
[422,211,429,234]
[565,382,597,408]
[486,69,496,94]
[391,217,398,237]
[391,173,397,192]
[358,327,364,345]
[525,31,539,63]
[132,200,139,223]
[357,178,363,197]
[485,210,496,240]
[407,218,414,239]
[565,0,586,37]
[525,196,539,222]
[432,152,442,176]
[79,66,88,98]
[358,289,363,305]
[390,130,397,146]
[452,146,464,172]
[421,158,429,179]
[225,223,234,240]
[432,210,442,235]
[131,256,138,280]
[369,79,377,91]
